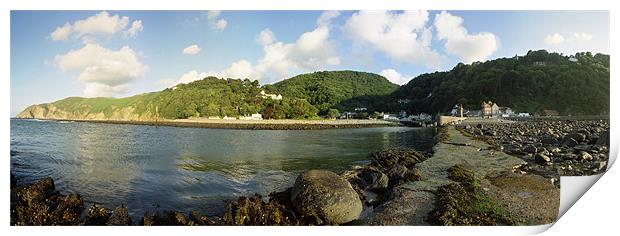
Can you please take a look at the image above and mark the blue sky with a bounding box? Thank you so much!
[10,10,609,116]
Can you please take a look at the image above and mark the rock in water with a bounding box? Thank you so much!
[20,177,56,205]
[106,206,131,225]
[291,170,362,225]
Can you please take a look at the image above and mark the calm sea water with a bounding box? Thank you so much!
[10,118,435,218]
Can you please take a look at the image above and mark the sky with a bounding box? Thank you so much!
[10,10,609,116]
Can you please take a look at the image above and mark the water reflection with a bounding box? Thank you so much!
[11,119,435,218]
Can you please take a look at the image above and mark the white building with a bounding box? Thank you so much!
[260,90,283,100]
[569,56,578,63]
[240,113,263,120]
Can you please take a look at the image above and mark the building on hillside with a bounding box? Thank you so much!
[499,107,514,117]
[533,61,547,66]
[467,110,482,117]
[354,107,367,112]
[569,56,579,63]
[240,113,263,120]
[482,101,494,118]
[383,114,400,121]
[450,104,464,117]
[517,113,530,118]
[260,90,283,100]
[491,103,500,117]
[540,109,560,116]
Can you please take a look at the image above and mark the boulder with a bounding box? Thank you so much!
[561,137,578,147]
[579,151,593,161]
[534,153,552,165]
[291,170,362,225]
[565,132,586,142]
[540,136,558,145]
[18,177,56,205]
[523,145,538,154]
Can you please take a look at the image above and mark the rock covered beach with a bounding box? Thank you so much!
[458,118,610,179]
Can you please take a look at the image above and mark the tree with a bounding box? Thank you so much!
[327,108,340,119]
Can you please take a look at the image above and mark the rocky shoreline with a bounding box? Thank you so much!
[14,118,400,130]
[11,121,564,226]
[10,147,431,226]
[458,118,610,179]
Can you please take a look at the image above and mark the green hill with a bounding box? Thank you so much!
[17,71,397,120]
[393,50,610,115]
[16,50,610,121]
[267,70,400,114]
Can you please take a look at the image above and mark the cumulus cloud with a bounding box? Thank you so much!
[379,69,412,85]
[256,28,276,45]
[54,44,147,97]
[49,11,142,42]
[253,25,340,82]
[344,11,442,69]
[124,20,143,38]
[160,61,260,87]
[206,10,221,20]
[545,32,593,45]
[205,10,228,31]
[170,11,341,85]
[572,32,593,41]
[214,19,228,30]
[434,11,498,64]
[182,44,201,55]
[317,11,340,26]
[50,23,72,41]
[544,33,565,45]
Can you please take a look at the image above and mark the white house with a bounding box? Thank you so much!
[569,56,578,63]
[260,90,283,100]
[240,113,263,120]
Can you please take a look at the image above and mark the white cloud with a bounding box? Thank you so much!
[317,11,340,26]
[124,20,143,38]
[54,44,147,97]
[545,32,593,45]
[182,44,201,55]
[572,32,593,41]
[221,60,257,79]
[380,69,411,85]
[177,11,341,85]
[254,25,340,83]
[49,11,141,42]
[206,10,221,20]
[83,83,129,97]
[434,11,498,64]
[256,28,276,45]
[50,23,72,41]
[344,10,442,69]
[544,33,565,45]
[205,10,227,31]
[214,19,227,31]
[178,70,209,84]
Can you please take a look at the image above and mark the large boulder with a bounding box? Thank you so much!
[291,170,362,225]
